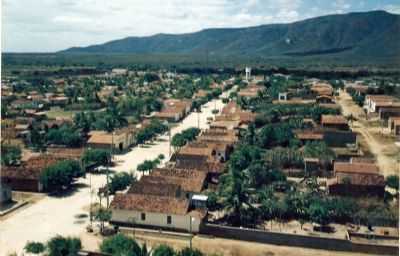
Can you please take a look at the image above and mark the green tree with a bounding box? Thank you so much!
[47,236,81,256]
[308,199,331,231]
[386,175,399,192]
[94,207,112,234]
[179,247,204,256]
[40,160,83,191]
[1,144,21,166]
[100,234,141,256]
[82,148,111,166]
[24,241,45,254]
[108,172,135,194]
[153,244,176,256]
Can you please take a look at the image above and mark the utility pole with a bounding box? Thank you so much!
[189,216,193,250]
[168,126,171,157]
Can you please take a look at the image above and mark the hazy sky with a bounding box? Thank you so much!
[2,0,400,52]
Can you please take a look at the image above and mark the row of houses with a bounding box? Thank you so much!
[109,100,253,232]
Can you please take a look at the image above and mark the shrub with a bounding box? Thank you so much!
[24,241,45,254]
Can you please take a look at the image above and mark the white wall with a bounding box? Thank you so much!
[111,209,202,232]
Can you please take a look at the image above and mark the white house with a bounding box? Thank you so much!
[110,193,206,233]
[364,95,400,114]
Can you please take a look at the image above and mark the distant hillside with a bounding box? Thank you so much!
[61,11,400,60]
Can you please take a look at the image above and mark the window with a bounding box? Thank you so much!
[141,213,146,221]
[167,215,172,224]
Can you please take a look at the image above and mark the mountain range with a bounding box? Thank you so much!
[58,10,400,61]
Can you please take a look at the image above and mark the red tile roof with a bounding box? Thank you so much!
[111,193,190,215]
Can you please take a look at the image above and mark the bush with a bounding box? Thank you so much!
[153,244,176,256]
[40,160,83,191]
[100,234,141,256]
[25,241,45,254]
[1,145,21,166]
[83,148,111,166]
[47,236,81,256]
[109,172,135,194]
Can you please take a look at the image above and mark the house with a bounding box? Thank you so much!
[87,127,136,152]
[46,147,85,160]
[1,155,61,192]
[345,83,369,96]
[110,193,206,232]
[316,95,334,104]
[49,96,69,106]
[237,84,263,98]
[321,115,349,130]
[0,183,12,206]
[197,129,238,145]
[295,129,357,147]
[219,101,257,125]
[310,83,333,96]
[210,120,241,130]
[174,141,230,165]
[364,95,400,114]
[294,130,324,144]
[154,99,192,122]
[111,68,128,75]
[327,162,385,197]
[388,117,400,135]
[128,181,183,198]
[378,107,400,125]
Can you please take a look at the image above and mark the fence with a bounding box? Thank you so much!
[201,223,398,255]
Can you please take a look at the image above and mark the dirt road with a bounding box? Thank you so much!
[337,89,399,176]
[0,91,231,255]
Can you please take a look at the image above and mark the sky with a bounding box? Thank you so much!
[2,0,400,52]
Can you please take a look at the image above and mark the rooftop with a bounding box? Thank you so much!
[111,193,190,215]
[321,115,348,125]
[334,162,380,175]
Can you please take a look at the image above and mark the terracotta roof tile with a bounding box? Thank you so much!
[110,193,189,215]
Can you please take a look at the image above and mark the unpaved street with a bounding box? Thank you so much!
[0,91,230,255]
[337,89,400,176]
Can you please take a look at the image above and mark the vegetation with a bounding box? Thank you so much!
[24,236,82,256]
[46,124,83,147]
[108,172,135,194]
[386,175,399,192]
[82,148,111,167]
[136,119,168,144]
[100,234,145,256]
[136,154,164,175]
[47,236,81,256]
[171,127,201,151]
[1,144,21,166]
[40,160,84,191]
[24,242,45,254]
[94,208,112,234]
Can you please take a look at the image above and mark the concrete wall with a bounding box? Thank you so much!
[201,223,398,255]
[111,209,202,233]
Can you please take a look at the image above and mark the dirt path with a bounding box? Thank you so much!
[337,89,400,176]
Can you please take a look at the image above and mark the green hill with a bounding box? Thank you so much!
[61,11,400,60]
